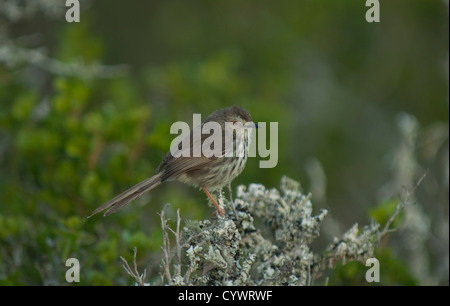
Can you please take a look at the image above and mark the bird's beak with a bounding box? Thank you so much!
[244,121,258,129]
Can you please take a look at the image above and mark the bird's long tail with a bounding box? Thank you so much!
[88,172,163,217]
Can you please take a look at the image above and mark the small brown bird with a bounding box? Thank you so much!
[89,106,256,218]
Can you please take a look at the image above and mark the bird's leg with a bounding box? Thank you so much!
[227,183,239,221]
[202,186,225,217]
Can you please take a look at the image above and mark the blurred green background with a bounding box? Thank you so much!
[0,0,448,285]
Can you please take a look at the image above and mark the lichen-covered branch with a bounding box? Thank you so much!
[0,41,129,79]
[123,175,423,286]
[0,0,129,79]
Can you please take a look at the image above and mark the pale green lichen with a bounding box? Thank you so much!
[124,176,402,285]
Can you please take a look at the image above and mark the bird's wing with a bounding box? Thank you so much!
[160,155,213,181]
[157,122,224,179]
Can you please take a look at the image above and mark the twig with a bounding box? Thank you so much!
[120,247,147,286]
[227,183,239,221]
[159,204,172,283]
[0,42,129,79]
[167,208,182,276]
[376,170,428,244]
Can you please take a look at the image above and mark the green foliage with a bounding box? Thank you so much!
[375,249,418,286]
[328,261,368,286]
[328,249,418,286]
[369,197,404,229]
[0,23,161,286]
[328,198,417,286]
